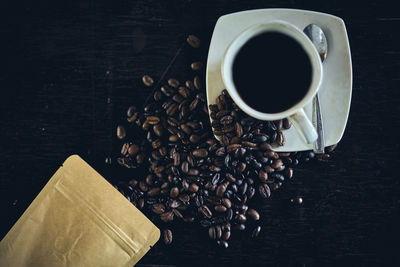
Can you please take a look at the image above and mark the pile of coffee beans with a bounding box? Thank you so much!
[113,34,336,248]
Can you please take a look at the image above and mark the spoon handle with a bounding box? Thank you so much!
[312,92,325,153]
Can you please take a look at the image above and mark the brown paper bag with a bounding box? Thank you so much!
[0,155,159,267]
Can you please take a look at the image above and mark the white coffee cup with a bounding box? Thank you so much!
[221,21,323,144]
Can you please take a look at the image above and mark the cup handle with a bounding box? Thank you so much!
[288,108,318,144]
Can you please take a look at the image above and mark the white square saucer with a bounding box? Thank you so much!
[206,9,352,152]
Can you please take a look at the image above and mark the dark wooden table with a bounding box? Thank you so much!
[1,0,399,266]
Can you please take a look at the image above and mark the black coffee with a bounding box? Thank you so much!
[232,32,312,113]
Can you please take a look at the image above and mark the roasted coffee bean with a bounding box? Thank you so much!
[285,168,293,179]
[259,183,271,198]
[236,224,246,231]
[163,229,173,245]
[189,183,199,192]
[226,143,241,153]
[166,103,178,116]
[271,173,285,182]
[168,78,180,88]
[181,124,192,135]
[146,116,160,125]
[170,187,179,198]
[316,153,330,161]
[169,199,181,209]
[188,168,199,176]
[222,222,231,233]
[179,194,190,203]
[239,182,248,195]
[237,214,247,223]
[215,225,222,239]
[152,203,165,214]
[154,165,165,173]
[272,159,283,169]
[173,152,180,166]
[242,141,257,148]
[254,134,268,143]
[153,124,163,137]
[258,170,268,182]
[291,196,303,204]
[193,148,208,158]
[183,216,195,223]
[173,208,183,219]
[182,179,189,191]
[247,209,260,221]
[169,135,179,142]
[216,110,229,119]
[147,187,161,196]
[265,165,275,173]
[142,74,154,87]
[226,208,233,221]
[137,198,145,209]
[270,131,277,143]
[126,105,137,118]
[191,61,203,71]
[199,205,212,218]
[276,131,285,146]
[274,120,283,130]
[139,181,148,192]
[185,80,195,90]
[187,155,195,166]
[216,95,227,110]
[247,186,255,199]
[194,75,202,90]
[172,93,184,103]
[259,142,272,151]
[215,205,227,212]
[189,134,201,143]
[278,152,291,157]
[235,122,243,137]
[225,173,236,183]
[116,125,126,139]
[283,118,292,129]
[136,153,145,164]
[276,165,285,172]
[153,90,163,101]
[189,98,199,111]
[265,150,275,158]
[187,34,200,48]
[160,211,174,222]
[200,219,211,228]
[216,184,227,197]
[222,198,232,208]
[209,226,216,240]
[127,111,139,123]
[152,139,161,149]
[217,240,229,248]
[120,143,129,156]
[220,115,233,125]
[222,230,231,241]
[215,147,226,157]
[177,86,189,98]
[231,184,238,193]
[145,174,153,185]
[251,226,261,238]
[161,85,174,97]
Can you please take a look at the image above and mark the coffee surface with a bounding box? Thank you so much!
[232,32,312,113]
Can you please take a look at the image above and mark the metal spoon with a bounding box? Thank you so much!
[304,24,328,154]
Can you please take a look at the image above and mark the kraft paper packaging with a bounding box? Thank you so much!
[0,155,160,267]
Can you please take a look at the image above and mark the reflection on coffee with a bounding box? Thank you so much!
[232,32,312,113]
